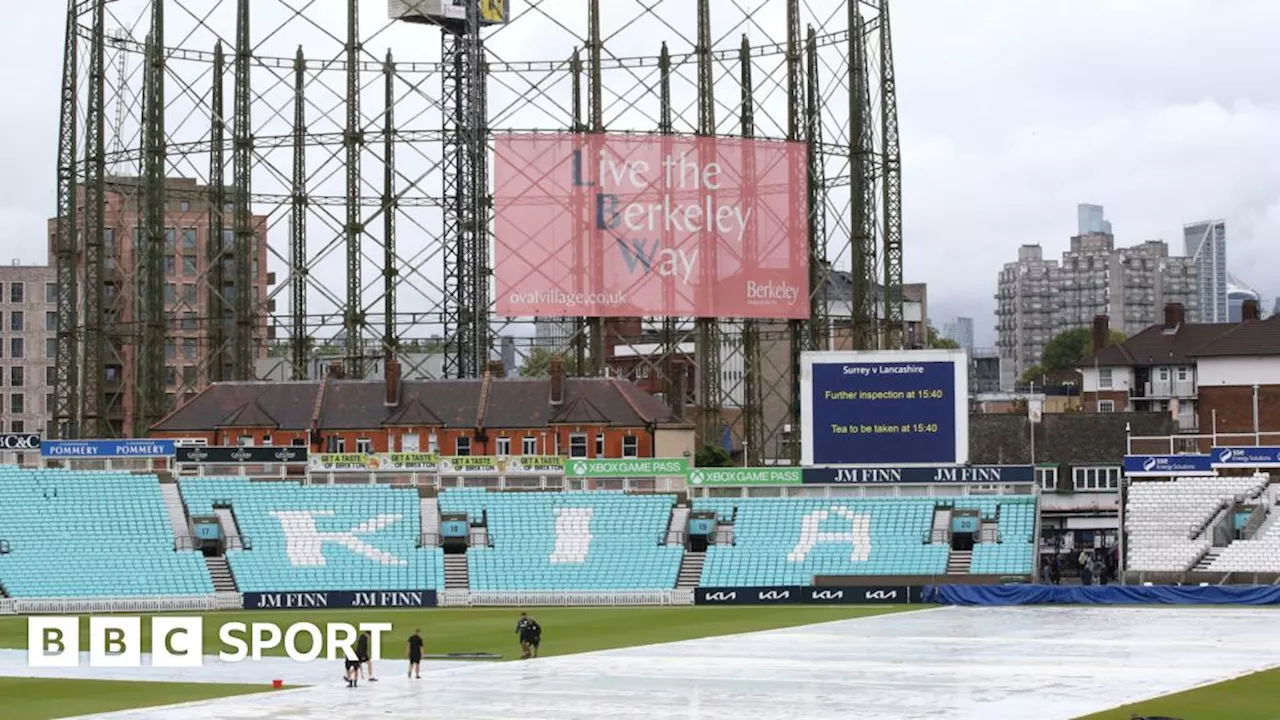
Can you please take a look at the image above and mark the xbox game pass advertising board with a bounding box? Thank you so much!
[800,349,970,467]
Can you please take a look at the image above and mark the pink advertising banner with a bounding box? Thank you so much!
[494,133,810,319]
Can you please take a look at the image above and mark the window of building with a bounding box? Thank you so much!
[183,366,197,386]
[165,366,177,387]
[9,367,22,388]
[165,392,176,410]
[622,435,639,458]
[1036,466,1058,491]
[164,228,176,250]
[45,312,56,332]
[292,437,307,447]
[10,420,23,433]
[1097,368,1112,389]
[181,284,196,304]
[165,255,177,275]
[569,433,589,458]
[10,339,23,360]
[455,436,471,456]
[356,438,373,454]
[165,342,176,360]
[496,437,511,456]
[595,433,605,457]
[164,284,175,304]
[182,256,197,277]
[327,436,345,453]
[182,229,197,249]
[179,201,191,213]
[182,312,198,331]
[238,435,254,447]
[262,435,272,446]
[1073,466,1121,492]
[1098,400,1115,413]
[46,366,55,386]
[427,433,439,453]
[9,282,22,303]
[45,339,56,360]
[183,338,196,359]
[45,283,56,304]
[10,394,23,414]
[1158,368,1169,381]
[522,436,537,455]
[10,311,22,332]
[45,393,53,414]
[1177,367,1188,381]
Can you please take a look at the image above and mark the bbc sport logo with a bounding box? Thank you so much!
[27,617,392,667]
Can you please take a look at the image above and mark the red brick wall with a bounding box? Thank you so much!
[1084,391,1129,413]
[1197,385,1280,442]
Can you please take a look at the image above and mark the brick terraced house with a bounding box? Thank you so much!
[150,357,695,459]
[1078,300,1280,440]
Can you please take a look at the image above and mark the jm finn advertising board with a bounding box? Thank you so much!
[800,350,969,467]
[493,133,809,319]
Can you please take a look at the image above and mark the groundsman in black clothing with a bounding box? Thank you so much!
[408,629,424,679]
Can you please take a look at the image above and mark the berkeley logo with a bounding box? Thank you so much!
[28,617,392,667]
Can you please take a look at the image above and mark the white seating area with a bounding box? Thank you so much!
[1126,474,1268,573]
[1208,502,1280,573]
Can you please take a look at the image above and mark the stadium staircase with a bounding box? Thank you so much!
[444,554,469,590]
[421,497,440,544]
[930,506,951,543]
[160,484,193,540]
[666,504,690,545]
[946,550,972,574]
[1193,548,1223,572]
[675,551,704,588]
[214,507,245,550]
[205,556,238,592]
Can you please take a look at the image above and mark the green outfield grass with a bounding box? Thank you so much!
[0,605,912,720]
[1074,666,1280,720]
[0,678,277,720]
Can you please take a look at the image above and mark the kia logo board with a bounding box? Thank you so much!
[695,586,922,605]
[0,434,41,450]
[695,587,801,605]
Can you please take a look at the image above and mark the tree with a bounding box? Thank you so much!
[927,323,960,349]
[695,444,734,468]
[519,347,580,377]
[1039,327,1127,372]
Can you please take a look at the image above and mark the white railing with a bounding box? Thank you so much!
[6,593,243,615]
[459,590,692,607]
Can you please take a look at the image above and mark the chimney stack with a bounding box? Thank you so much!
[327,361,346,380]
[549,356,565,405]
[1091,315,1110,354]
[1242,299,1260,322]
[486,359,506,378]
[1163,302,1185,329]
[384,358,402,406]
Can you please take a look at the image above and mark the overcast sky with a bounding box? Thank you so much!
[1,0,1277,348]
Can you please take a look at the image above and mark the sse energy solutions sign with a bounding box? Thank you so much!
[493,133,809,319]
[800,349,970,467]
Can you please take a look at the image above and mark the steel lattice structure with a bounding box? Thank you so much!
[54,0,904,463]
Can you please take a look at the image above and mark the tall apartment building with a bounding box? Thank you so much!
[1184,219,1228,323]
[48,177,271,437]
[996,235,1198,382]
[0,263,56,446]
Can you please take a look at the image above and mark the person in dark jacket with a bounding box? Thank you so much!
[407,629,424,679]
[356,631,377,682]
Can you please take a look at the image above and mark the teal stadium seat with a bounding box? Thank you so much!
[0,467,213,598]
[179,478,444,593]
[439,489,682,591]
[692,496,1037,585]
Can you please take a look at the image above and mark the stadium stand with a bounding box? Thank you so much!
[693,496,1036,584]
[0,468,213,598]
[179,478,444,592]
[1125,474,1269,573]
[439,489,683,591]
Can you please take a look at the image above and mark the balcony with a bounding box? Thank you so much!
[1141,380,1196,399]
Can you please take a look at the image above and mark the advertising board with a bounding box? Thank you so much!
[802,465,1033,485]
[1211,447,1280,469]
[567,458,689,477]
[1123,454,1214,476]
[694,586,921,606]
[243,590,436,610]
[0,433,41,450]
[307,453,568,475]
[174,446,309,464]
[493,133,809,319]
[688,467,802,486]
[800,349,969,467]
[41,439,176,459]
